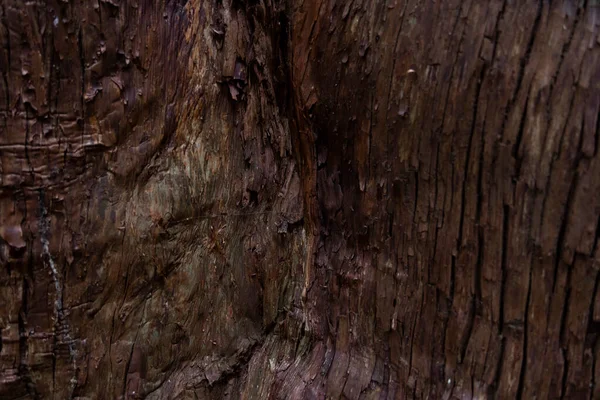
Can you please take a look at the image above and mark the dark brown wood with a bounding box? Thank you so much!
[1,0,599,399]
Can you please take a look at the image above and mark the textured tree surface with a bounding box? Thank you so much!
[1,0,600,399]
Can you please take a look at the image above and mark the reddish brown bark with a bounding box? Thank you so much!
[1,0,600,399]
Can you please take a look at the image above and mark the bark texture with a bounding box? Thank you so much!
[1,0,600,399]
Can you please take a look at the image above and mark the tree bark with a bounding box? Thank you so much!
[1,0,599,399]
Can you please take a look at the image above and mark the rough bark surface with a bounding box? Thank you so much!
[1,0,599,399]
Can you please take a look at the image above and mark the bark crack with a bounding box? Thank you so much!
[500,0,543,141]
[39,190,78,398]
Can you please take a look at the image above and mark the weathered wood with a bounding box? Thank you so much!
[1,0,599,399]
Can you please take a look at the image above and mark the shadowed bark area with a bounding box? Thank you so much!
[1,0,599,399]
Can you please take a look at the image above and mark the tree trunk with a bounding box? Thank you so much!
[1,0,599,399]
